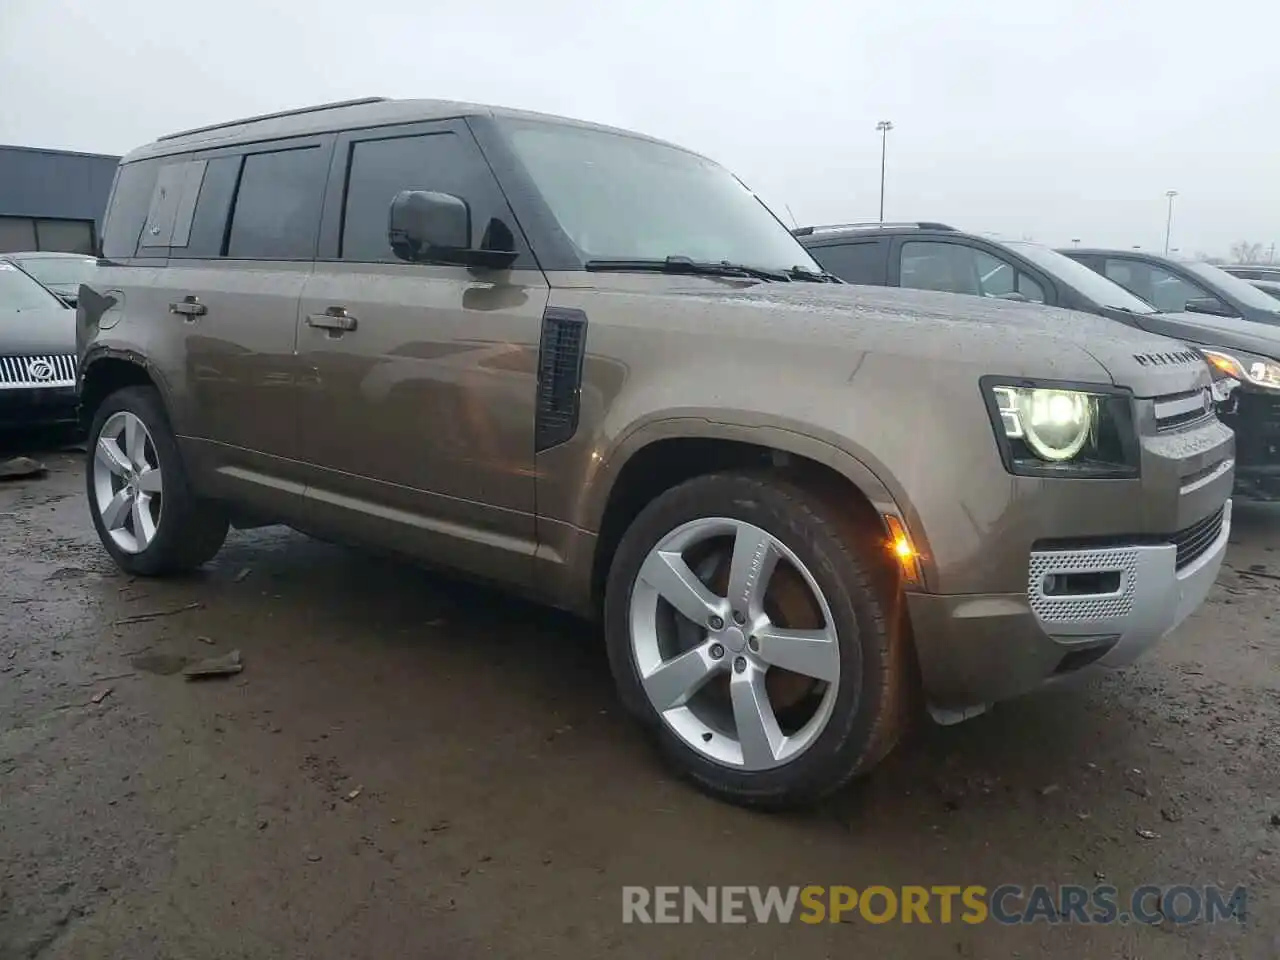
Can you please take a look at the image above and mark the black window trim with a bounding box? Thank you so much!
[315,118,537,271]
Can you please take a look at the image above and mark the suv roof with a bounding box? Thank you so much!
[791,221,957,239]
[126,96,702,164]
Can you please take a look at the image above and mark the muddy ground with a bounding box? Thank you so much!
[1,434,1278,959]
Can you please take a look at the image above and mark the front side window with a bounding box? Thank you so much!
[500,120,820,273]
[341,131,516,263]
[898,242,1045,303]
[1104,259,1215,314]
[0,261,64,310]
[226,147,327,260]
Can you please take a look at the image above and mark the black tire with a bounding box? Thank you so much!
[86,385,228,576]
[603,471,910,810]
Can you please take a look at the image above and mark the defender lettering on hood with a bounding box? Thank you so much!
[1133,349,1202,367]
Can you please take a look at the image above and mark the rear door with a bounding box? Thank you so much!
[143,136,334,514]
[295,119,549,584]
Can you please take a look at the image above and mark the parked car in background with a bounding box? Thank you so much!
[796,224,1278,500]
[1061,249,1280,327]
[1,251,98,307]
[1221,264,1280,283]
[0,259,78,430]
[78,98,1232,809]
[1061,249,1280,500]
[1246,278,1280,303]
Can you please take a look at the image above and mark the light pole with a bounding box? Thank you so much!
[876,120,894,223]
[1163,190,1178,255]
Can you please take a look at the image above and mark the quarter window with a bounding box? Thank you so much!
[809,241,886,284]
[101,159,162,258]
[226,147,327,260]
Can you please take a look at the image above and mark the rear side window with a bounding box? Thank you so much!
[175,155,241,258]
[339,130,519,264]
[101,160,161,259]
[809,241,887,284]
[226,147,327,260]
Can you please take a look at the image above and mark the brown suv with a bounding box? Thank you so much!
[77,97,1234,808]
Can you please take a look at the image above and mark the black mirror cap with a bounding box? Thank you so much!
[389,190,471,260]
[387,190,518,270]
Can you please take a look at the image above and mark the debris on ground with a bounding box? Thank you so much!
[183,649,243,680]
[196,636,216,645]
[0,457,47,480]
[344,786,363,801]
[1160,807,1182,823]
[114,601,203,626]
[233,568,252,583]
[90,687,113,704]
[1136,829,1161,840]
[1270,813,1280,828]
[1039,784,1060,797]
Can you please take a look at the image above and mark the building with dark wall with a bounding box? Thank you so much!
[0,145,120,255]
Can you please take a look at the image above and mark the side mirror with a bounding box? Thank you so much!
[1183,297,1237,318]
[389,190,470,261]
[388,190,518,270]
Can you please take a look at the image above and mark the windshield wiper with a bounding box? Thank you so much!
[584,256,791,282]
[787,265,842,283]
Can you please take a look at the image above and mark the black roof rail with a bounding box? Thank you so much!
[792,221,956,237]
[157,97,390,142]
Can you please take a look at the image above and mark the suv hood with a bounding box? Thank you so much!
[688,282,1210,397]
[0,304,77,355]
[1142,310,1280,361]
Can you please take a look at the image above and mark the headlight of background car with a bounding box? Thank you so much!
[981,378,1140,478]
[1200,348,1280,391]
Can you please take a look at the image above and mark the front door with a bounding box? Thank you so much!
[295,120,549,585]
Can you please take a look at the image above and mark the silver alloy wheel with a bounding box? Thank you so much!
[92,411,163,554]
[629,517,842,771]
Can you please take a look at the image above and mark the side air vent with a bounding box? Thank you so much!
[535,307,588,452]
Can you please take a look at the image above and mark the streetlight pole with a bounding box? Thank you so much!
[1163,190,1178,255]
[876,120,893,223]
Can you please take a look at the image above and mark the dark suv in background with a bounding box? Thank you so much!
[798,223,1280,500]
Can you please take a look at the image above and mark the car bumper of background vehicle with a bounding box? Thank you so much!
[0,386,79,429]
[906,499,1231,711]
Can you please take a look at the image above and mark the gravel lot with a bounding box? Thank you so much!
[2,436,1278,959]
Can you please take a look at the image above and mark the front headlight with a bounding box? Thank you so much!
[981,378,1140,478]
[1201,348,1280,391]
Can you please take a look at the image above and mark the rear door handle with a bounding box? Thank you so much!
[169,296,207,318]
[306,307,358,332]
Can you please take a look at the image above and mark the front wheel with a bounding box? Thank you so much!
[86,385,228,576]
[604,471,909,810]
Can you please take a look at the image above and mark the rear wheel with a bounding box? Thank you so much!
[87,386,228,575]
[604,471,908,809]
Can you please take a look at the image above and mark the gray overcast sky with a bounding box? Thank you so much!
[2,0,1275,257]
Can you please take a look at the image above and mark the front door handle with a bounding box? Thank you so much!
[305,307,358,332]
[169,296,207,318]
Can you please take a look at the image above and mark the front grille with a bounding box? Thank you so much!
[1173,506,1225,570]
[1153,388,1214,433]
[0,355,77,390]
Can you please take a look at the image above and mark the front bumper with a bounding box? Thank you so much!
[0,386,79,429]
[908,499,1231,710]
[1218,387,1280,499]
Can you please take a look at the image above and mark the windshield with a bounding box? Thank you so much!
[0,262,64,310]
[1004,242,1158,314]
[14,256,96,287]
[500,120,821,274]
[1181,261,1280,312]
